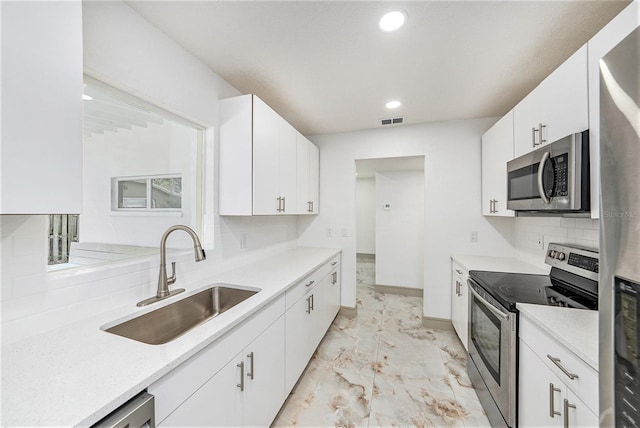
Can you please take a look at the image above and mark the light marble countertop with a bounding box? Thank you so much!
[1,246,340,427]
[451,254,549,275]
[517,303,598,370]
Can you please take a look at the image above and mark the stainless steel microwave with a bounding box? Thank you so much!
[506,130,590,212]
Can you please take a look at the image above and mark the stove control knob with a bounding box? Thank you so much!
[557,252,566,261]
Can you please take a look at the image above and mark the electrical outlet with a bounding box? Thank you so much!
[470,231,478,243]
[536,235,544,250]
[326,227,333,238]
[240,233,247,249]
[341,228,349,237]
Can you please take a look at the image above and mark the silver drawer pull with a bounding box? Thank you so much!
[305,280,315,287]
[331,261,338,266]
[455,269,463,274]
[563,399,576,428]
[547,355,579,380]
[549,383,561,418]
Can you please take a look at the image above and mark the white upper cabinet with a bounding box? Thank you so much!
[587,1,639,219]
[513,45,589,158]
[219,94,318,216]
[252,98,297,215]
[1,0,83,214]
[482,112,515,217]
[296,133,320,214]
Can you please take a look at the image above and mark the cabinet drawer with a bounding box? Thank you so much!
[149,294,285,424]
[519,314,598,413]
[285,256,339,310]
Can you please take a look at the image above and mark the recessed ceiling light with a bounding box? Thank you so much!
[82,94,93,101]
[385,100,401,109]
[379,10,406,32]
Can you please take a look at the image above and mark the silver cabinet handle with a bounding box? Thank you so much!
[331,261,338,266]
[282,196,286,213]
[305,280,315,287]
[537,151,552,204]
[539,123,547,145]
[310,293,314,311]
[455,269,463,275]
[276,197,282,212]
[247,352,254,380]
[563,399,576,428]
[237,361,245,391]
[547,355,579,380]
[332,271,337,284]
[532,127,539,147]
[306,296,311,314]
[455,280,460,296]
[310,201,314,212]
[549,383,561,418]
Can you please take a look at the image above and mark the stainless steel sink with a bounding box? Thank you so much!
[104,286,259,345]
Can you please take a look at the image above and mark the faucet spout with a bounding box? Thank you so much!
[137,225,207,307]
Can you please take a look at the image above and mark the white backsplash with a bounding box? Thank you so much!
[514,216,599,270]
[0,215,299,345]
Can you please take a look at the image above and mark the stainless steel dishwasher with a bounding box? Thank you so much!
[93,392,155,428]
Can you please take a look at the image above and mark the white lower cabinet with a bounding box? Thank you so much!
[150,254,341,426]
[160,351,244,426]
[285,256,341,394]
[160,314,285,428]
[450,260,469,351]
[519,314,598,428]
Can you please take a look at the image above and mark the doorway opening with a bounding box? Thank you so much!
[354,156,425,314]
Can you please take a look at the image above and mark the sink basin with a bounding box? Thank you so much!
[104,286,259,345]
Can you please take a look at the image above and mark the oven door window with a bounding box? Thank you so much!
[471,295,502,385]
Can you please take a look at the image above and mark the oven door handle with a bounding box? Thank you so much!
[468,282,509,321]
[537,151,552,204]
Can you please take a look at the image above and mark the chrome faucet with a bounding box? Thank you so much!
[137,225,206,307]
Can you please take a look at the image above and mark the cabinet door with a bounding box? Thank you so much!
[253,96,281,215]
[329,265,341,318]
[160,352,244,427]
[296,133,311,214]
[587,1,639,219]
[285,289,316,393]
[481,112,515,217]
[564,389,599,428]
[514,45,588,157]
[308,143,320,214]
[278,120,297,214]
[451,263,469,351]
[1,1,83,214]
[519,342,564,428]
[243,316,286,426]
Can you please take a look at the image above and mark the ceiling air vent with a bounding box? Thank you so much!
[380,117,404,126]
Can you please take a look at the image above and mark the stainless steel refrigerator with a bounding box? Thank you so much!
[600,26,640,427]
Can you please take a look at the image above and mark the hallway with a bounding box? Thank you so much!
[273,255,490,427]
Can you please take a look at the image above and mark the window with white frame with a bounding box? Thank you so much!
[112,174,182,211]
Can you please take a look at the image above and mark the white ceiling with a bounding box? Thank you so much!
[127,1,629,136]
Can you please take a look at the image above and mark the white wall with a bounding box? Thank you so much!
[298,119,516,320]
[514,217,599,270]
[82,121,198,248]
[355,177,376,254]
[375,170,424,290]
[1,1,298,344]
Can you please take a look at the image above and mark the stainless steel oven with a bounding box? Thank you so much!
[466,243,599,428]
[467,279,517,428]
[506,130,590,213]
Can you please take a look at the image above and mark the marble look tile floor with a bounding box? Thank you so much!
[273,255,491,427]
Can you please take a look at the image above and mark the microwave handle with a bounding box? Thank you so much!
[537,151,552,205]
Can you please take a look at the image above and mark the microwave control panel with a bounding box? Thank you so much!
[552,153,569,197]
